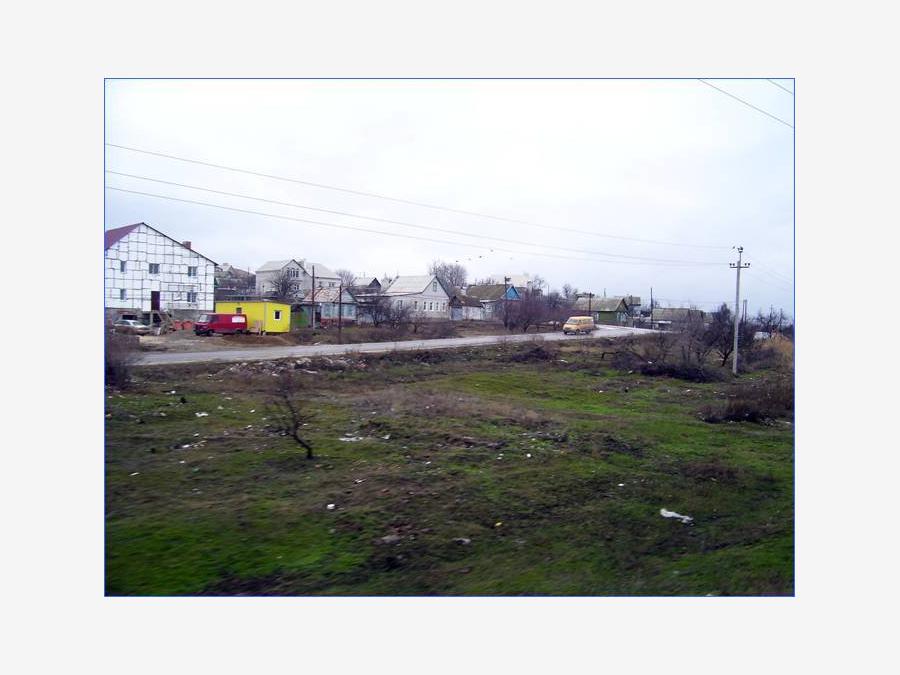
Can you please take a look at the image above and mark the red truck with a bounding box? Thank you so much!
[194,313,248,336]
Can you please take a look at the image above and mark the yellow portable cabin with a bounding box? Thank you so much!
[214,301,291,334]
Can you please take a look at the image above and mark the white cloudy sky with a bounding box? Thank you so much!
[105,79,794,314]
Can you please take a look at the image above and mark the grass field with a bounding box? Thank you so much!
[105,339,793,595]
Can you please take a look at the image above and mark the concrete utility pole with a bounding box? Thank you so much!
[650,287,654,329]
[730,247,750,375]
[311,265,317,330]
[337,281,343,344]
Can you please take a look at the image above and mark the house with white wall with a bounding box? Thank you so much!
[104,222,216,320]
[382,275,451,319]
[255,259,340,298]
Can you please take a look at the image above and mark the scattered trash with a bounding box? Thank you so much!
[179,460,186,464]
[526,453,532,458]
[379,534,402,544]
[181,444,191,449]
[195,412,209,417]
[617,483,625,487]
[216,406,223,410]
[249,409,256,413]
[129,472,140,476]
[660,508,693,524]
[381,434,391,440]
[354,479,365,484]
[424,461,432,465]
[339,435,364,442]
[158,412,166,417]
[302,369,318,374]
[454,537,472,545]
[494,521,503,528]
[326,503,336,511]
[167,390,176,395]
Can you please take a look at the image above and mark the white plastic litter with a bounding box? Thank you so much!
[526,453,532,458]
[195,412,209,417]
[339,435,364,442]
[326,503,336,511]
[130,472,140,476]
[617,483,625,487]
[382,434,391,440]
[660,508,693,524]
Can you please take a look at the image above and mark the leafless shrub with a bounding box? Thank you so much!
[703,376,794,423]
[267,371,314,458]
[106,332,140,388]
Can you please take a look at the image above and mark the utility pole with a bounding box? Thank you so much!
[311,265,317,330]
[730,247,750,375]
[337,281,343,344]
[649,287,654,330]
[503,276,510,327]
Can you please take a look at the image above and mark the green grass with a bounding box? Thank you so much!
[106,342,793,595]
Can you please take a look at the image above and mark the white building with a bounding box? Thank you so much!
[104,222,216,318]
[255,259,340,297]
[382,275,451,319]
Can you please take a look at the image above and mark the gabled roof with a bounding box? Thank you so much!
[450,292,483,308]
[352,276,381,288]
[383,275,448,296]
[256,259,298,273]
[652,307,706,321]
[300,261,338,279]
[301,287,356,303]
[104,223,140,249]
[573,296,629,312]
[104,222,217,265]
[464,284,519,302]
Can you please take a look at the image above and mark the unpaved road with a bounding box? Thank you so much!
[137,326,654,366]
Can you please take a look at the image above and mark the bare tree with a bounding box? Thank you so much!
[508,293,546,333]
[428,259,467,290]
[268,268,297,302]
[335,268,357,289]
[359,293,393,327]
[268,371,314,459]
[562,284,579,302]
[386,301,412,330]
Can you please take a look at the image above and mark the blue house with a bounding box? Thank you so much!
[463,284,521,320]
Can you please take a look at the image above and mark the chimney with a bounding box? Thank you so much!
[182,241,192,250]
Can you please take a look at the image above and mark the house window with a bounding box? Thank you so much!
[288,268,299,278]
[188,266,197,277]
[186,291,198,303]
[414,300,418,309]
[329,282,335,287]
[119,289,126,300]
[149,263,160,274]
[119,261,126,273]
[274,310,282,320]
[432,281,437,292]
[428,302,433,311]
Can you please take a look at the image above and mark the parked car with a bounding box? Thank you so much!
[562,316,596,335]
[194,313,249,336]
[112,319,150,335]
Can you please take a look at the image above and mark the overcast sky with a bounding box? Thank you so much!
[105,79,794,314]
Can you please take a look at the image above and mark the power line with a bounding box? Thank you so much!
[697,79,794,129]
[744,267,793,292]
[105,142,732,250]
[752,259,793,285]
[105,186,723,268]
[766,78,794,95]
[106,170,724,266]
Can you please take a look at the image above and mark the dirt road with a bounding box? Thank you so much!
[137,326,654,366]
